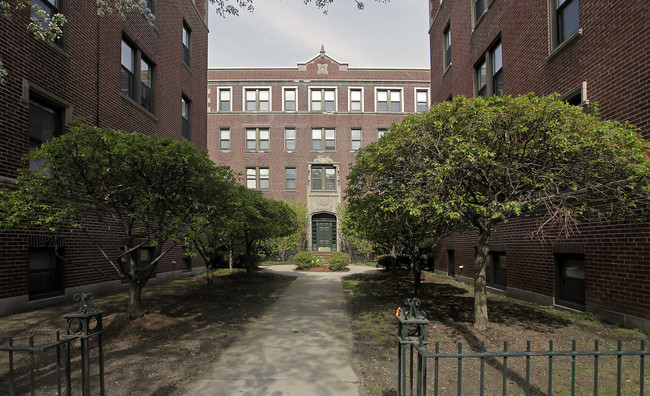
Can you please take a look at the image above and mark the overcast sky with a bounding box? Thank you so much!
[207,0,431,69]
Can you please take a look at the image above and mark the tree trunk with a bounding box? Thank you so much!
[126,281,145,319]
[228,248,233,274]
[474,227,491,331]
[412,245,421,297]
[206,259,214,288]
[390,245,397,273]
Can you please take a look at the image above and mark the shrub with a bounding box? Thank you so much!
[377,255,394,270]
[294,251,314,270]
[329,252,350,271]
[311,256,326,267]
[236,253,261,270]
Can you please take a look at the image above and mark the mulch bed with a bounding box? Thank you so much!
[294,265,350,272]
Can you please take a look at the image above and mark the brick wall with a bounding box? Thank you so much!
[0,1,209,313]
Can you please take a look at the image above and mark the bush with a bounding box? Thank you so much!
[329,252,350,271]
[236,253,261,270]
[377,255,392,270]
[294,251,314,270]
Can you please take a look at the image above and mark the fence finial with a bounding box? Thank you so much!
[401,297,426,320]
[73,293,94,314]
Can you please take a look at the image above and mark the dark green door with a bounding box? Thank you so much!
[316,220,332,251]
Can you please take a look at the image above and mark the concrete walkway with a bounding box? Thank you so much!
[184,265,381,396]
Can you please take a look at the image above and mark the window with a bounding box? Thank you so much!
[561,82,588,107]
[312,128,335,151]
[555,0,579,45]
[475,39,502,97]
[182,23,191,67]
[121,38,154,112]
[246,167,270,190]
[416,89,429,112]
[29,246,64,299]
[555,253,585,309]
[311,88,336,112]
[246,128,270,151]
[218,88,231,111]
[245,88,270,111]
[181,96,190,140]
[487,252,506,288]
[376,89,402,112]
[29,95,63,172]
[377,128,387,139]
[351,129,362,151]
[311,166,336,190]
[349,88,362,112]
[285,168,296,189]
[285,128,296,151]
[283,88,297,111]
[219,128,230,150]
[474,0,485,22]
[31,0,63,45]
[443,23,451,68]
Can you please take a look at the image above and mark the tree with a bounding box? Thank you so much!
[0,123,224,318]
[261,200,308,260]
[215,186,301,274]
[344,127,454,294]
[387,94,650,330]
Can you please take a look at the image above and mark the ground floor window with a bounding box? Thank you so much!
[311,213,337,252]
[555,253,585,309]
[487,251,506,288]
[28,246,64,299]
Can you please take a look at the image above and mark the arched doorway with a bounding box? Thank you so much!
[311,213,337,252]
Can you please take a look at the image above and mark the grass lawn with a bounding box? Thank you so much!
[343,270,649,396]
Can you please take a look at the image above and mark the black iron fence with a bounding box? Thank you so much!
[397,298,649,396]
[0,294,104,396]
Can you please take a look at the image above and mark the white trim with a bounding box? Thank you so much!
[348,87,364,112]
[242,86,273,112]
[374,87,404,113]
[414,87,431,113]
[217,86,233,111]
[282,86,299,112]
[308,86,338,112]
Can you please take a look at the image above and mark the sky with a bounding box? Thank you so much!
[207,0,431,69]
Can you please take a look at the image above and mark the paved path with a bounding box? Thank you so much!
[184,265,381,396]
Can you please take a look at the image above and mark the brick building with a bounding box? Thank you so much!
[428,0,650,329]
[207,47,431,253]
[0,1,209,315]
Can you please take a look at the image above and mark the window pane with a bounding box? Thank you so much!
[324,90,335,101]
[351,90,361,101]
[259,90,269,101]
[312,129,322,150]
[492,43,502,72]
[285,168,296,189]
[557,0,579,43]
[312,168,322,189]
[246,168,256,189]
[246,129,256,150]
[325,168,336,190]
[220,129,230,150]
[377,91,387,102]
[121,41,134,71]
[259,129,269,150]
[390,91,401,112]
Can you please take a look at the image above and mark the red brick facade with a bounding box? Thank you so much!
[0,1,209,315]
[429,0,650,329]
[207,50,430,252]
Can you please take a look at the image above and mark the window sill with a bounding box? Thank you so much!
[245,150,270,153]
[547,28,582,62]
[182,61,192,75]
[442,63,452,77]
[472,11,487,32]
[120,94,158,121]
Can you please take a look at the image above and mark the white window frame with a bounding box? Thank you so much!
[348,87,364,112]
[374,87,403,113]
[243,86,272,112]
[284,127,296,152]
[218,87,232,111]
[414,88,430,113]
[282,86,298,112]
[246,167,270,190]
[309,87,338,112]
[245,127,270,152]
[219,128,230,151]
[351,128,362,151]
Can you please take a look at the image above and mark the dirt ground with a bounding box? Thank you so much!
[1,268,648,396]
[0,270,296,395]
[343,271,650,396]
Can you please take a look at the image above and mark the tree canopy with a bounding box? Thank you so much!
[346,94,650,330]
[0,122,232,317]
